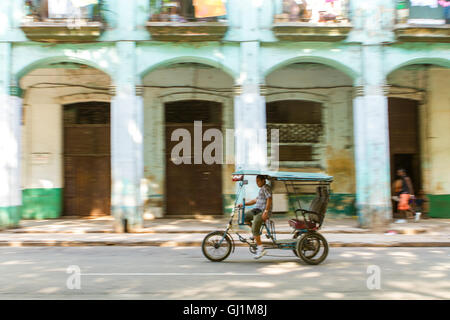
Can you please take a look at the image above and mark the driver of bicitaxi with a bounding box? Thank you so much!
[237,175,272,259]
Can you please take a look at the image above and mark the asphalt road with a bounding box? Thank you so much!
[0,247,449,299]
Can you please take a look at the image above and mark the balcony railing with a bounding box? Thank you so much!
[21,0,104,42]
[146,0,228,41]
[395,0,450,42]
[273,0,352,41]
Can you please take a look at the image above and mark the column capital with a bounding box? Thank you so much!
[353,86,365,98]
[109,85,144,97]
[233,84,267,96]
[259,85,268,97]
[9,85,23,98]
[233,85,242,96]
[109,85,116,96]
[135,85,144,97]
[354,85,391,98]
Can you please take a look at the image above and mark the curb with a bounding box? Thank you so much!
[0,240,449,247]
[4,228,428,235]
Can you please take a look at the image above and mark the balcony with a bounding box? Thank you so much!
[21,0,104,43]
[146,0,228,41]
[394,0,450,42]
[273,0,352,41]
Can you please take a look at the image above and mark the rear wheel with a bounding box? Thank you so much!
[202,231,233,262]
[296,232,328,265]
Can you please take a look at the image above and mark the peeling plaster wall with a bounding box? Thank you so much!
[266,64,355,193]
[427,68,450,195]
[427,68,450,217]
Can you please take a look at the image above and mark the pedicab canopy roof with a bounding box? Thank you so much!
[232,170,333,182]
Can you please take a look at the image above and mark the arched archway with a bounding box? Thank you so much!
[140,56,237,81]
[263,55,359,82]
[19,61,112,219]
[387,61,450,218]
[386,57,450,79]
[142,60,235,217]
[265,61,356,216]
[15,56,113,83]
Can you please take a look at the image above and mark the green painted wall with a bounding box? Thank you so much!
[223,194,236,215]
[21,189,62,219]
[287,194,356,217]
[428,195,450,218]
[0,206,21,229]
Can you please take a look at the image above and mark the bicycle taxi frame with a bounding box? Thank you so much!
[201,170,333,265]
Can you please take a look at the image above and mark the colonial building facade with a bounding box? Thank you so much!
[0,0,449,231]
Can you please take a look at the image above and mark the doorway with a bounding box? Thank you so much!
[388,98,422,202]
[165,100,223,216]
[63,102,111,216]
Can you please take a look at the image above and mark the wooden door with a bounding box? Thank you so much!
[63,103,111,216]
[165,100,223,216]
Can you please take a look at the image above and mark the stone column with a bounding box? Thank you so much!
[111,41,144,232]
[0,43,22,229]
[233,41,268,200]
[353,45,392,229]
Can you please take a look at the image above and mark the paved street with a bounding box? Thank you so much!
[0,247,449,299]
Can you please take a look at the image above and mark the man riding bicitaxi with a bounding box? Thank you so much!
[237,175,272,259]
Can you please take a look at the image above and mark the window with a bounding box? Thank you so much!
[267,100,323,163]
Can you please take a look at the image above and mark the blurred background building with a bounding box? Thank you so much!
[0,0,449,231]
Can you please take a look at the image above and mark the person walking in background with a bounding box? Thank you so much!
[393,168,415,220]
[414,190,430,221]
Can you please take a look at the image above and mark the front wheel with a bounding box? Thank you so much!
[202,231,233,262]
[296,232,328,265]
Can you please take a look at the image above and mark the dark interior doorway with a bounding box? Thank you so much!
[388,98,422,211]
[63,102,111,216]
[165,100,223,216]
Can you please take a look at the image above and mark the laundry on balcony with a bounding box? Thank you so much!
[410,0,439,8]
[149,0,227,22]
[193,0,227,18]
[408,0,446,24]
[25,0,99,20]
[21,0,103,41]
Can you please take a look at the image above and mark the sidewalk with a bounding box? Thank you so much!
[0,216,449,247]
